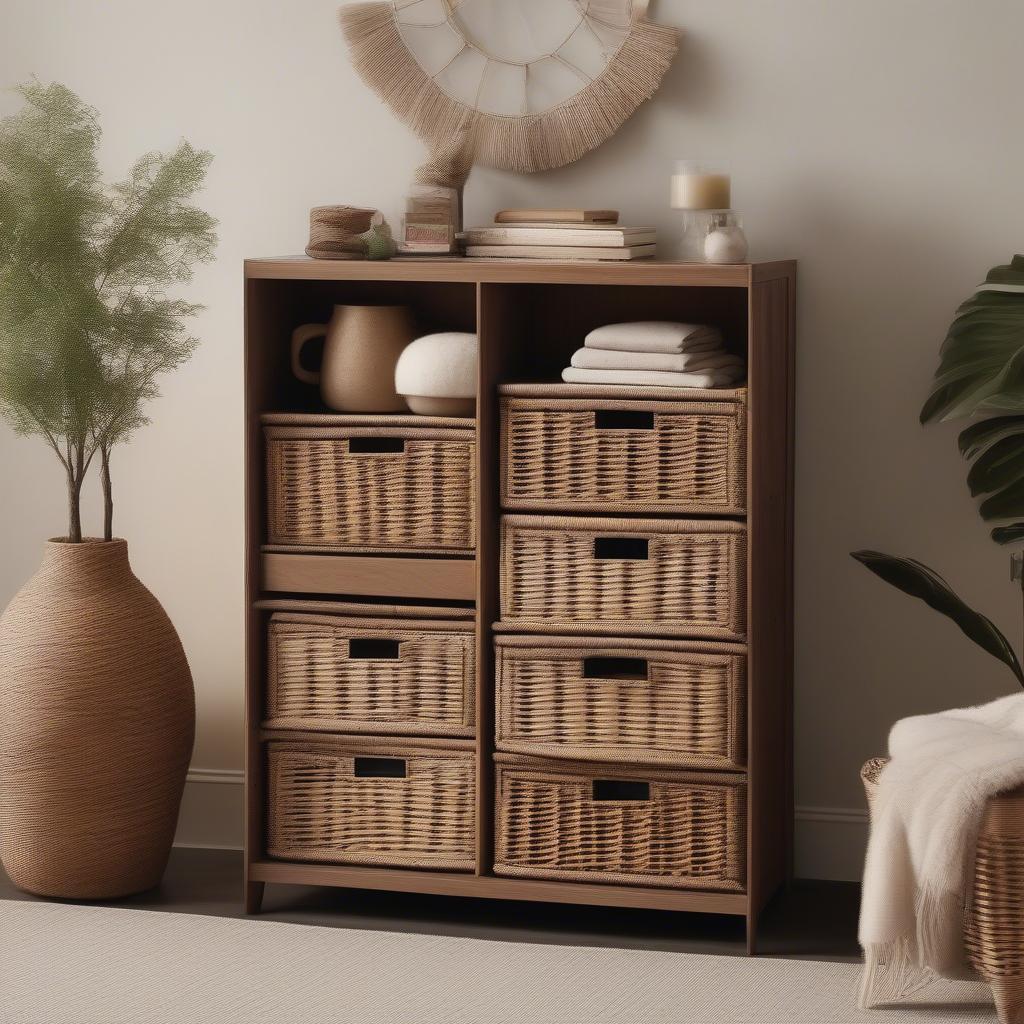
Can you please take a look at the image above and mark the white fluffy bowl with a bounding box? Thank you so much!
[395,332,477,416]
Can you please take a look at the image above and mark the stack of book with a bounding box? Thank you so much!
[465,209,656,261]
[399,185,459,256]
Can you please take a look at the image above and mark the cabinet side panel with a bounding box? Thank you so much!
[746,274,795,924]
[244,278,294,880]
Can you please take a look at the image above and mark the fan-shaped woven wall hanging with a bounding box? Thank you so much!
[340,0,679,174]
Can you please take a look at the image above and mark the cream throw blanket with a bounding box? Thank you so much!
[570,347,745,373]
[561,366,741,388]
[860,693,1024,1007]
[584,321,722,354]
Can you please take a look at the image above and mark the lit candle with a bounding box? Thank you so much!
[670,161,731,210]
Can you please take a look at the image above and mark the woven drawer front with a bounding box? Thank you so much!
[267,740,476,871]
[501,393,746,515]
[494,757,746,891]
[265,613,475,737]
[500,515,746,640]
[495,636,745,769]
[265,423,476,553]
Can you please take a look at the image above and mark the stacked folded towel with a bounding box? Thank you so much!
[561,321,745,389]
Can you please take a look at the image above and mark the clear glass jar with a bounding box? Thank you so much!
[703,212,749,264]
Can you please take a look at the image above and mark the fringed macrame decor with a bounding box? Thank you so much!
[340,0,679,174]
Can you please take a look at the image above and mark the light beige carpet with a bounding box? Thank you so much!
[0,900,997,1023]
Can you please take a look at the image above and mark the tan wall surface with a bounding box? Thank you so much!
[2,0,1023,878]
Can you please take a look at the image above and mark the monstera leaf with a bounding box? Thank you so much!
[921,257,1024,543]
[851,550,1024,687]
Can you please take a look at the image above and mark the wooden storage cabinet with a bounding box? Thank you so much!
[244,257,794,951]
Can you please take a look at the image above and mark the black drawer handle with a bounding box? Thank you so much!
[594,537,649,560]
[582,656,649,680]
[349,638,401,660]
[354,757,407,778]
[594,410,654,431]
[593,780,650,801]
[348,437,405,454]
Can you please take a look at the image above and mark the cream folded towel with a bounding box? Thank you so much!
[860,693,1024,1008]
[584,321,722,354]
[561,366,741,389]
[571,347,744,373]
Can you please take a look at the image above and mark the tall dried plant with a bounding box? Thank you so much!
[0,80,216,542]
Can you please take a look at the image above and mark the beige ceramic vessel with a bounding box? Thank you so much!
[291,304,415,412]
[0,539,195,899]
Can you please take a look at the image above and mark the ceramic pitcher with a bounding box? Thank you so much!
[291,304,415,412]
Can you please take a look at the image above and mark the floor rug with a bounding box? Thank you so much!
[0,900,996,1023]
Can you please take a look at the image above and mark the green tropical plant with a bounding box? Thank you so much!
[852,257,1024,688]
[851,550,1024,688]
[922,256,1024,543]
[0,80,216,542]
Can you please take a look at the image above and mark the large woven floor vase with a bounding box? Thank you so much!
[0,539,195,899]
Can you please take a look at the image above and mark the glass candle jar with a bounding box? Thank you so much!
[670,161,732,260]
[670,161,731,210]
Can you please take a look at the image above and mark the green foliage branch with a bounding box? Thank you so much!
[0,80,216,542]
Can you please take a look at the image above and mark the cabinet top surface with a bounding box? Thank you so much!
[245,255,796,287]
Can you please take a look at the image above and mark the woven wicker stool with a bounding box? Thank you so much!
[862,757,1024,1024]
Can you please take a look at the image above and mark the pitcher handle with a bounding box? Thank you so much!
[291,323,327,385]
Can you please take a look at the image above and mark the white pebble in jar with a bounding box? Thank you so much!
[704,225,749,264]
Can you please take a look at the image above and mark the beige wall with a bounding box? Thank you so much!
[2,0,1023,879]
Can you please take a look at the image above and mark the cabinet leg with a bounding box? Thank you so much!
[745,912,758,956]
[245,880,265,915]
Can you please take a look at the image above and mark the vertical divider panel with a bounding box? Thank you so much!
[474,281,496,873]
[474,282,526,874]
[784,268,797,883]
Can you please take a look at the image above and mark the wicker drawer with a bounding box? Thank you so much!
[499,515,746,640]
[267,738,476,871]
[263,414,476,554]
[494,755,746,891]
[495,635,745,769]
[265,611,475,737]
[500,386,746,515]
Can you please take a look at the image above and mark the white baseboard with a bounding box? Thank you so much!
[174,768,869,882]
[174,768,244,852]
[794,806,868,882]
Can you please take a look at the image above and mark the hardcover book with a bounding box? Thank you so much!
[466,243,656,261]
